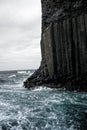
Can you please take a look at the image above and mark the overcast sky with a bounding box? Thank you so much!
[0,0,41,71]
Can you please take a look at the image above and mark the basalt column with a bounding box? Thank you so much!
[24,0,87,91]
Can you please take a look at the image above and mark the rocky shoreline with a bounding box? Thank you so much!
[24,0,87,91]
[24,68,87,92]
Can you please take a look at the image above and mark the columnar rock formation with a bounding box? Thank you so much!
[24,0,87,91]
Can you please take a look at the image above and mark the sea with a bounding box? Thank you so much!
[0,70,87,130]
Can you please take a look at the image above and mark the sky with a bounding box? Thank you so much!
[0,0,41,71]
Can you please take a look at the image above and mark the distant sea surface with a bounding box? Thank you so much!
[0,70,87,130]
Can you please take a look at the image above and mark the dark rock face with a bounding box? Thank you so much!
[24,0,87,91]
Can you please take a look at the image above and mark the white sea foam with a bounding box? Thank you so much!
[17,71,27,74]
[8,75,16,78]
[32,86,52,92]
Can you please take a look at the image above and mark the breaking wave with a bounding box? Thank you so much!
[0,70,34,85]
[8,75,16,78]
[17,71,27,74]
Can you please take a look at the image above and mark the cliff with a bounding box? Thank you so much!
[24,0,87,91]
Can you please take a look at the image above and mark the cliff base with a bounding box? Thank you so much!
[24,69,87,92]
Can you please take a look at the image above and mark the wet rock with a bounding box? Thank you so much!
[24,0,87,91]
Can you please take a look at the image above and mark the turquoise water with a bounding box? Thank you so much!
[0,70,87,130]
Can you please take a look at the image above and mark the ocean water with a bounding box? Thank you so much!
[0,70,87,130]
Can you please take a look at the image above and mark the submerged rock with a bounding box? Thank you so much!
[24,0,87,91]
